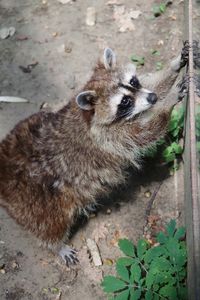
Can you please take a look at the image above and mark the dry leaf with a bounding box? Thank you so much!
[0,96,29,103]
[113,6,141,32]
[86,7,96,26]
[86,239,102,266]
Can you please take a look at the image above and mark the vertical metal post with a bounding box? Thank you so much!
[184,0,200,299]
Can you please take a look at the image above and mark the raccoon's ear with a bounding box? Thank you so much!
[76,90,97,110]
[103,48,116,70]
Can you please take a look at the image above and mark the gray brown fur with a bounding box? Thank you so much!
[0,47,187,262]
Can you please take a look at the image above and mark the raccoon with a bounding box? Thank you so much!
[0,45,188,264]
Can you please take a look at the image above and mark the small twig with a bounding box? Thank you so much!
[144,182,163,229]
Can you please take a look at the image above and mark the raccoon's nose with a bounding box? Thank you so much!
[147,93,158,104]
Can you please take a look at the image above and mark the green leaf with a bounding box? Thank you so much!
[116,263,130,282]
[150,257,172,273]
[145,290,153,300]
[137,239,148,259]
[164,152,176,163]
[178,268,187,280]
[101,276,127,293]
[159,284,177,299]
[156,231,167,244]
[152,5,161,16]
[151,49,160,56]
[171,142,183,154]
[168,119,178,132]
[197,141,200,151]
[171,127,180,138]
[131,55,145,66]
[115,289,130,300]
[130,288,142,300]
[117,257,135,267]
[118,239,135,257]
[178,286,187,299]
[144,245,166,264]
[159,3,166,13]
[166,219,176,237]
[130,263,141,283]
[156,61,163,70]
[175,248,187,269]
[154,271,176,285]
[174,227,186,240]
[145,271,155,289]
[156,137,165,146]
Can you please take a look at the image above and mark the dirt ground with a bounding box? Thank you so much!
[0,1,185,299]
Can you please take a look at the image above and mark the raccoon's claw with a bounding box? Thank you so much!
[177,74,190,100]
[59,245,79,266]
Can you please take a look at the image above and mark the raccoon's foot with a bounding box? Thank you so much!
[59,245,79,266]
[180,40,190,69]
[177,74,190,100]
[171,41,189,72]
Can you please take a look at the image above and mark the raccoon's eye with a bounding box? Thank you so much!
[121,95,132,107]
[130,76,140,88]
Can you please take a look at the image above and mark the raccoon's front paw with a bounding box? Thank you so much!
[180,40,190,68]
[177,74,190,100]
[59,245,79,266]
[193,40,200,69]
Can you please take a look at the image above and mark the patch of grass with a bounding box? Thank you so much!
[131,55,145,66]
[152,3,167,17]
[155,61,164,71]
[101,220,187,300]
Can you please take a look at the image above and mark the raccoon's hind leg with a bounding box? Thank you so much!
[48,242,79,266]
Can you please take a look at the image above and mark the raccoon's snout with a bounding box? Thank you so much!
[147,93,158,105]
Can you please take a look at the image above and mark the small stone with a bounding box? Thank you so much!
[58,44,72,54]
[0,269,5,274]
[0,27,10,39]
[12,261,19,270]
[57,0,71,4]
[9,27,16,37]
[86,7,96,26]
[170,15,177,20]
[144,191,151,198]
[104,258,114,266]
[52,32,58,37]
[157,39,164,46]
[106,208,112,214]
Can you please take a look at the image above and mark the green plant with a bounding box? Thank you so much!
[102,220,187,300]
[144,105,185,167]
[152,3,167,17]
[155,62,164,71]
[131,55,145,66]
[151,49,161,56]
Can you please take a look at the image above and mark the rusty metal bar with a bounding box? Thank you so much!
[184,0,200,299]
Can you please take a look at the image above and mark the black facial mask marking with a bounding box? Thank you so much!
[116,95,134,120]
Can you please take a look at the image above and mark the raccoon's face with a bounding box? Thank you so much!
[76,48,157,125]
